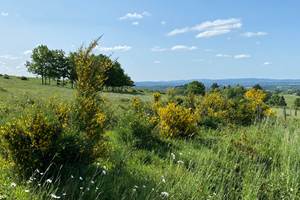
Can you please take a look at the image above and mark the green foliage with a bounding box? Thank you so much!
[185,81,205,96]
[294,98,300,108]
[3,74,9,79]
[268,94,287,107]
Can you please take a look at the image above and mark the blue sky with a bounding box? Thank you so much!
[0,0,299,81]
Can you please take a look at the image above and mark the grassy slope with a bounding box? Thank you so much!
[0,77,300,199]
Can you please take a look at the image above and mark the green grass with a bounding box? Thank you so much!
[1,77,300,199]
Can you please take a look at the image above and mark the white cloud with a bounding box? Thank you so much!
[196,30,231,38]
[234,54,251,59]
[161,21,166,25]
[242,32,268,37]
[96,45,132,52]
[1,12,8,17]
[151,45,198,52]
[167,18,242,38]
[0,55,21,60]
[216,54,232,58]
[154,60,161,64]
[132,21,139,26]
[263,61,272,65]
[171,45,197,51]
[119,11,150,21]
[23,50,32,55]
[151,46,168,52]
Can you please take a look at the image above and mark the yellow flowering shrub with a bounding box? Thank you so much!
[0,110,62,176]
[158,103,197,138]
[74,39,109,139]
[244,88,267,106]
[153,92,161,103]
[132,97,143,112]
[197,92,232,125]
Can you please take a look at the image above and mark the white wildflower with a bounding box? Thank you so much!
[171,153,176,160]
[25,189,30,193]
[50,194,61,199]
[102,170,107,175]
[177,160,184,164]
[161,191,169,198]
[79,176,83,181]
[10,182,17,187]
[46,179,52,183]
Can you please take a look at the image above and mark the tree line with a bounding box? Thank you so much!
[26,45,134,88]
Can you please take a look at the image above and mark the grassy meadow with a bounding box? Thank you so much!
[1,76,300,200]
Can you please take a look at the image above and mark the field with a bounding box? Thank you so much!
[1,77,300,200]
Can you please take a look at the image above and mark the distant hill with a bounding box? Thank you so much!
[135,78,300,90]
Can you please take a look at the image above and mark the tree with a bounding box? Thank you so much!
[294,98,300,116]
[268,94,287,107]
[185,81,205,96]
[253,84,263,90]
[50,49,69,86]
[26,45,52,85]
[210,83,220,90]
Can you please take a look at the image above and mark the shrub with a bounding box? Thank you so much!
[3,74,9,79]
[153,92,161,103]
[19,76,28,80]
[0,110,62,177]
[197,92,232,127]
[158,103,197,138]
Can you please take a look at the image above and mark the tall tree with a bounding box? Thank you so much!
[185,81,206,96]
[26,45,52,85]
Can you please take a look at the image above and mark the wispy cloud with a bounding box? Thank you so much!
[167,18,242,38]
[216,53,251,59]
[1,12,8,17]
[154,60,161,64]
[119,11,150,21]
[23,50,32,55]
[263,61,272,65]
[242,32,268,37]
[161,21,166,25]
[171,45,197,51]
[151,46,168,52]
[132,21,139,26]
[234,54,251,59]
[0,55,21,60]
[216,54,232,58]
[96,45,132,52]
[151,45,198,52]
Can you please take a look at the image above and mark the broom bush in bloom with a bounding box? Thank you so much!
[158,103,197,138]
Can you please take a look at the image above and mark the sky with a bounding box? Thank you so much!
[0,0,300,81]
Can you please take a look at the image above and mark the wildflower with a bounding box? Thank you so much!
[10,182,17,187]
[161,192,169,198]
[62,193,66,196]
[171,153,176,160]
[79,176,83,181]
[46,179,52,183]
[102,170,107,175]
[134,185,139,189]
[179,152,183,156]
[177,160,184,164]
[87,187,90,191]
[142,185,146,188]
[132,188,137,192]
[91,180,95,184]
[71,175,74,179]
[25,189,30,193]
[50,194,61,199]
[161,176,166,183]
[96,187,99,191]
[80,187,83,190]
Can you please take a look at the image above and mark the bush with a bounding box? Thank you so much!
[19,76,28,80]
[158,103,197,138]
[0,109,62,177]
[3,74,9,79]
